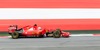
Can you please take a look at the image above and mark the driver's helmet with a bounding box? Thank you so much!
[9,25,12,27]
[34,24,37,26]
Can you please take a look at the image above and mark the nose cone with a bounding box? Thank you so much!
[62,32,70,37]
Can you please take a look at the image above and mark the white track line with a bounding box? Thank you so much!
[70,34,93,36]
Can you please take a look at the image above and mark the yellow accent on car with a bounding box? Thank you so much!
[46,30,48,32]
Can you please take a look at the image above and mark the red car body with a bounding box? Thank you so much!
[8,25,70,39]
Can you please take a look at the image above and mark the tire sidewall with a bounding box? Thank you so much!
[11,31,19,39]
[53,29,61,38]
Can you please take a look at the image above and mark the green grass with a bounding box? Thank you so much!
[0,32,10,36]
[0,30,100,36]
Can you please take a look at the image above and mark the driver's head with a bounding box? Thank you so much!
[9,25,12,27]
[34,24,37,26]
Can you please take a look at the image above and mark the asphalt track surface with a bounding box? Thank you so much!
[0,36,100,50]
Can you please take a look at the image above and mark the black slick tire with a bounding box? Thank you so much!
[11,31,19,39]
[53,29,61,38]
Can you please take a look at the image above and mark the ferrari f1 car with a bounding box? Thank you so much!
[8,24,70,39]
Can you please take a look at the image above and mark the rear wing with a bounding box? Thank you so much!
[8,25,18,31]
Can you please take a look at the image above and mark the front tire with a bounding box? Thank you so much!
[53,29,61,38]
[11,31,19,39]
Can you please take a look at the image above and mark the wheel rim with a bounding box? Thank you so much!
[53,30,60,38]
[12,32,19,38]
[55,31,59,36]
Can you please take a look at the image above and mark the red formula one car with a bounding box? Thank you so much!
[8,24,70,39]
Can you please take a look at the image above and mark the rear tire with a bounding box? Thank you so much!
[53,29,61,38]
[11,31,19,39]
